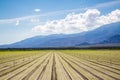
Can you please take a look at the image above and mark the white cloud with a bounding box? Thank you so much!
[15,20,20,26]
[97,9,120,25]
[30,18,40,24]
[91,0,120,9]
[32,9,120,35]
[34,9,40,12]
[0,0,119,25]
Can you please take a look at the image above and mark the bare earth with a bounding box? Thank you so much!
[0,50,120,80]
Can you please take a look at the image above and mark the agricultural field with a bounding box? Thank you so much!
[0,50,120,80]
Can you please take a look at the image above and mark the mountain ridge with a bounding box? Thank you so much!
[0,22,120,48]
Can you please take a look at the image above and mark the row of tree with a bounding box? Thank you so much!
[0,46,120,51]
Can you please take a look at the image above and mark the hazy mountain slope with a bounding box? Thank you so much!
[0,22,120,48]
[39,22,120,47]
[100,34,120,44]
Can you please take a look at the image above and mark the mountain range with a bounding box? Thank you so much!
[0,22,120,48]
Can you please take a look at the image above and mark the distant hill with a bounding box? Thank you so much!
[0,22,120,48]
[100,34,120,44]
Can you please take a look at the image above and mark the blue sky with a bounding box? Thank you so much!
[0,0,115,19]
[0,0,120,44]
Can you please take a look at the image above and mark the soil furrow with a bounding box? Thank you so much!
[7,60,39,80]
[72,56,120,80]
[85,60,120,75]
[22,55,49,80]
[37,55,52,80]
[0,54,33,65]
[57,54,72,80]
[51,53,57,80]
[60,55,88,80]
[0,54,39,72]
[85,59,120,71]
[63,56,104,80]
[0,54,44,77]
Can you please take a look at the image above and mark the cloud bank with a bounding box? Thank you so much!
[0,0,119,25]
[15,20,20,26]
[34,9,40,12]
[32,9,120,35]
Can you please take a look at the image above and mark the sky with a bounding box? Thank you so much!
[0,0,120,45]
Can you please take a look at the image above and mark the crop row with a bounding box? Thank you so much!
[0,50,119,80]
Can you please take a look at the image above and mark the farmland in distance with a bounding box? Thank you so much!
[0,50,120,80]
